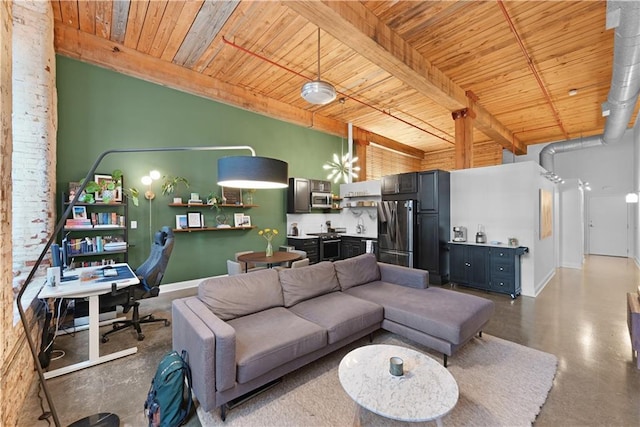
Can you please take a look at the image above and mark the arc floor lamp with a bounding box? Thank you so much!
[17,146,288,426]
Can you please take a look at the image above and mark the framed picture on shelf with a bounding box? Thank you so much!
[175,214,187,229]
[68,181,83,202]
[72,206,87,219]
[94,173,123,202]
[187,212,203,228]
[241,215,251,227]
[233,213,244,227]
[222,187,242,205]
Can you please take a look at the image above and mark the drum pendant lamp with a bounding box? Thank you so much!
[301,28,337,105]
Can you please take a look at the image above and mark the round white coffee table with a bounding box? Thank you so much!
[338,344,458,426]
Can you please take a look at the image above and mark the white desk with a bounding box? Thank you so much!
[339,344,458,426]
[38,263,139,379]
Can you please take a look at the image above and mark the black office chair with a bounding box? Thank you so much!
[101,226,175,342]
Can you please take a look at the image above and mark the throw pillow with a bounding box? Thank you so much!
[198,269,283,320]
[279,261,341,307]
[333,253,381,290]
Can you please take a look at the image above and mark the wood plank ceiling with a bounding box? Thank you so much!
[51,0,635,163]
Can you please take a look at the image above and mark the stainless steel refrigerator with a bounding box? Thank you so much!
[377,200,415,267]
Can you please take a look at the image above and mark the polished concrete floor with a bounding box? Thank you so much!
[17,255,640,426]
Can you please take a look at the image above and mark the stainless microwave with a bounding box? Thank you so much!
[311,192,332,208]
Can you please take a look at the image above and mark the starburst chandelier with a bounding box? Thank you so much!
[324,152,360,183]
[324,99,360,183]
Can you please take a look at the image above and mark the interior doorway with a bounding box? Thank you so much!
[588,195,628,257]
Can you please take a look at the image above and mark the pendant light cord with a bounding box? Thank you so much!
[317,27,321,81]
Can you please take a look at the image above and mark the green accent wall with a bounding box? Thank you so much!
[55,56,341,283]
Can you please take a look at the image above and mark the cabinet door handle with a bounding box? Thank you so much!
[499,267,504,271]
[465,262,471,267]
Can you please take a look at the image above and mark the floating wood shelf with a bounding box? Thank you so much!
[169,203,258,208]
[173,226,257,233]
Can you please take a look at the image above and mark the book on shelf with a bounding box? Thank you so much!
[89,212,124,226]
[65,218,93,228]
[65,235,126,255]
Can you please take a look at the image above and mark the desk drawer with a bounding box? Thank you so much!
[491,259,514,275]
[491,275,514,289]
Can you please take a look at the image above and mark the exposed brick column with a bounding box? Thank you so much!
[0,1,14,424]
[11,0,57,293]
[2,2,56,426]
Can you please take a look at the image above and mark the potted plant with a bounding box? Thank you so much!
[161,175,190,203]
[207,191,222,209]
[83,169,139,206]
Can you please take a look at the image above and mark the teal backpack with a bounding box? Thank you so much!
[145,350,193,427]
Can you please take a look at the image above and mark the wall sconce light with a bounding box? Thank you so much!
[141,169,161,200]
[626,192,639,203]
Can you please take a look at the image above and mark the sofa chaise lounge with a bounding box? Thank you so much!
[172,253,494,419]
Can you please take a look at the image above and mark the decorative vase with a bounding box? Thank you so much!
[101,189,115,204]
[265,241,273,257]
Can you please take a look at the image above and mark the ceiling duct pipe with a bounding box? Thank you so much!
[602,0,640,143]
[540,1,640,171]
[539,135,603,173]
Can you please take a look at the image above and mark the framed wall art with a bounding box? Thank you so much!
[187,212,203,228]
[72,206,87,219]
[222,187,242,205]
[175,214,187,229]
[94,173,123,202]
[540,188,553,239]
[234,213,245,228]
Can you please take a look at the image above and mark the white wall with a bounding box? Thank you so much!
[559,179,585,268]
[505,129,636,261]
[451,162,556,297]
[634,119,640,265]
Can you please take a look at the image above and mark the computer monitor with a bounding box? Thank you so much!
[51,243,74,281]
[50,243,63,278]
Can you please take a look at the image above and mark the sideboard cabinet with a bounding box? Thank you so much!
[449,242,528,299]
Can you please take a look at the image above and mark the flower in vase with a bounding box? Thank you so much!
[258,228,279,242]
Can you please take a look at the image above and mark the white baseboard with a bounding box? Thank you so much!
[159,273,229,295]
[533,268,556,297]
[560,261,584,269]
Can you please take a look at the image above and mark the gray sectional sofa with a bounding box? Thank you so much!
[172,253,494,419]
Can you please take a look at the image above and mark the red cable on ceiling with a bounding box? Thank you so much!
[497,0,569,140]
[221,36,454,145]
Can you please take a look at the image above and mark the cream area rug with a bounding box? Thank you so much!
[197,331,558,426]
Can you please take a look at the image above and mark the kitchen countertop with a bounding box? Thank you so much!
[339,233,377,239]
[448,240,525,249]
[286,233,378,240]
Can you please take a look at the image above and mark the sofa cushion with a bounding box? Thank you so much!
[289,292,383,344]
[278,261,341,307]
[333,253,381,290]
[227,307,327,383]
[198,269,283,320]
[346,283,494,345]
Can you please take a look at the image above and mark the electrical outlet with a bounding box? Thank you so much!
[131,220,137,229]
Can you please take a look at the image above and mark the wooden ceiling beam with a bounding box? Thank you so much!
[355,127,425,159]
[285,0,527,155]
[54,24,348,137]
[54,24,422,161]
